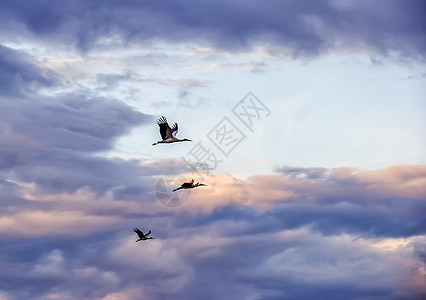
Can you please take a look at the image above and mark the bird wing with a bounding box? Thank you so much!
[145,230,151,237]
[171,123,178,137]
[133,227,145,239]
[157,116,173,140]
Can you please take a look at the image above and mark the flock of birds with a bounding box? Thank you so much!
[134,116,207,242]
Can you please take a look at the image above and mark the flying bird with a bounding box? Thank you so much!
[172,179,207,192]
[152,116,192,145]
[133,227,154,242]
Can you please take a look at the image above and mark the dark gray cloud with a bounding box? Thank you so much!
[0,45,156,197]
[411,239,426,266]
[0,179,32,213]
[1,220,424,300]
[175,196,426,240]
[271,166,426,238]
[0,94,149,153]
[271,198,425,238]
[0,0,424,58]
[11,150,155,195]
[0,45,58,96]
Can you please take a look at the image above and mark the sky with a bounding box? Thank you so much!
[0,0,425,299]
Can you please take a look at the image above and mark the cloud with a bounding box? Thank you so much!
[0,91,156,194]
[190,61,267,72]
[2,217,424,300]
[0,166,425,299]
[0,29,425,300]
[169,165,426,239]
[0,0,424,59]
[275,165,329,178]
[6,163,422,239]
[0,46,157,198]
[0,95,150,152]
[0,45,58,96]
[95,72,210,91]
[0,46,152,151]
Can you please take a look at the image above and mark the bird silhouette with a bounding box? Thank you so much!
[173,179,207,192]
[133,227,154,242]
[152,116,192,145]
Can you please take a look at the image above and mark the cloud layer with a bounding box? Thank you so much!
[1,152,426,299]
[0,2,425,299]
[0,0,424,58]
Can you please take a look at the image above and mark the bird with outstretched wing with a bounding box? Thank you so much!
[133,227,154,242]
[152,116,191,145]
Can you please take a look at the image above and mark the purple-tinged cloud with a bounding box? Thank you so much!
[0,0,424,59]
[0,95,148,153]
[0,165,425,299]
[0,45,156,198]
[0,45,57,96]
